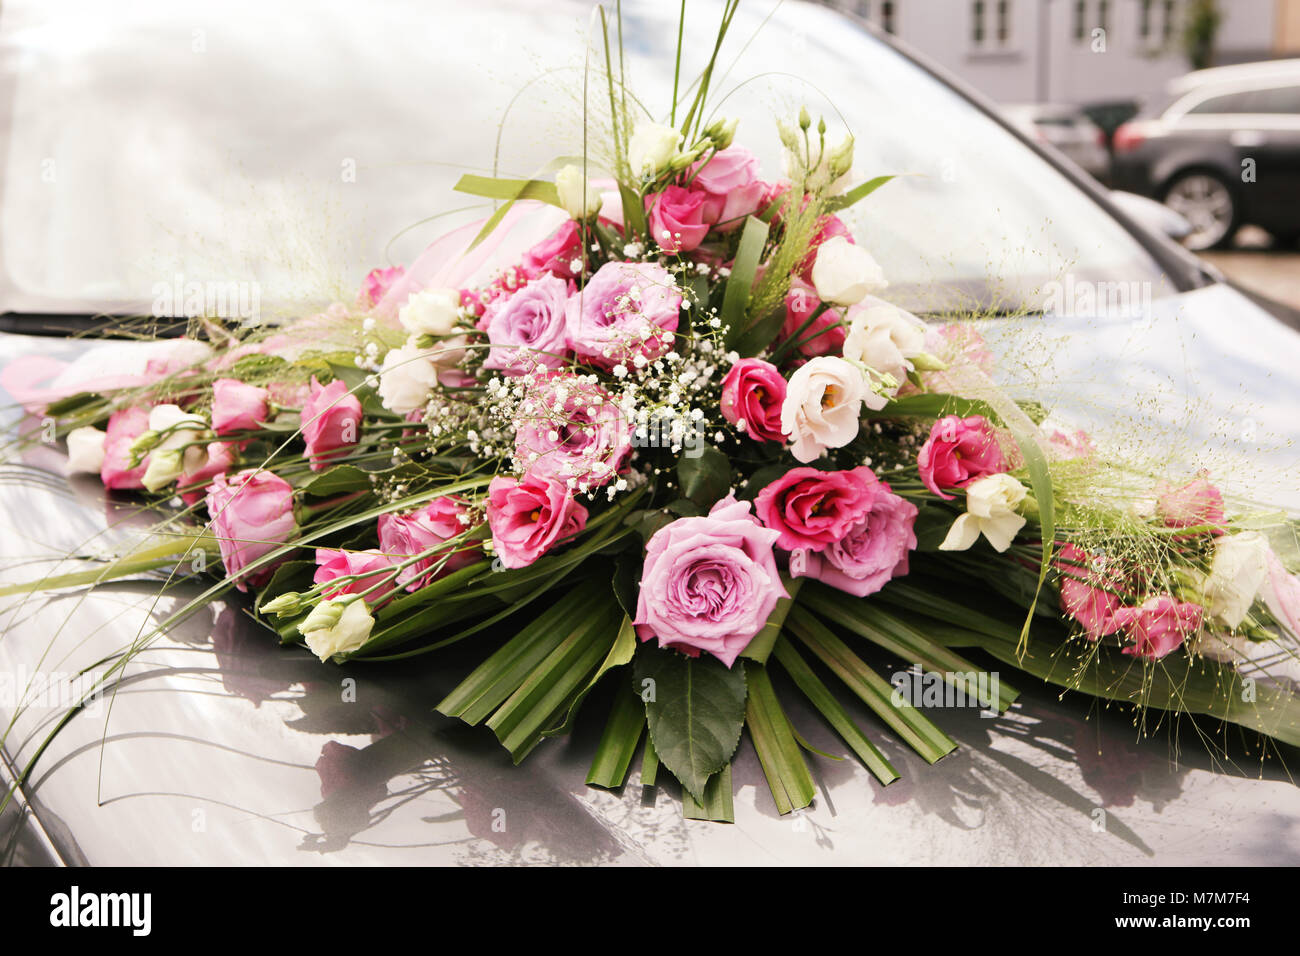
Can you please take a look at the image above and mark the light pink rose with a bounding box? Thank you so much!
[789,479,917,597]
[755,466,880,552]
[720,358,786,443]
[211,378,269,436]
[646,185,710,253]
[916,415,1008,499]
[522,220,583,280]
[1056,543,1122,640]
[564,261,681,370]
[513,373,632,488]
[482,273,572,375]
[313,548,398,604]
[1155,472,1226,534]
[634,496,788,668]
[378,496,480,590]
[1113,595,1203,660]
[357,266,406,309]
[781,277,845,357]
[204,469,297,590]
[178,441,237,506]
[301,377,362,472]
[692,146,766,230]
[1046,428,1096,461]
[100,406,151,490]
[486,475,589,569]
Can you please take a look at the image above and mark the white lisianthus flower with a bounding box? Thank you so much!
[299,597,374,661]
[555,164,603,220]
[1204,531,1270,628]
[781,356,879,463]
[66,426,106,474]
[378,345,438,416]
[141,448,185,492]
[148,404,207,447]
[398,288,462,338]
[842,301,927,393]
[628,121,681,177]
[140,404,208,489]
[939,473,1027,553]
[810,236,887,306]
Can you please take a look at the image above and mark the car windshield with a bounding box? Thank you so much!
[0,0,1173,321]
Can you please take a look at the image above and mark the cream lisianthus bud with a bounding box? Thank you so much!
[398,288,461,337]
[1204,531,1270,628]
[939,473,1027,553]
[780,355,878,463]
[300,597,374,661]
[555,165,602,220]
[811,236,887,306]
[260,591,304,617]
[377,345,438,416]
[141,448,185,492]
[628,121,681,177]
[66,426,106,474]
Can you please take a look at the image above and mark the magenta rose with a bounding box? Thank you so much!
[204,469,297,590]
[1113,595,1203,660]
[313,548,398,604]
[646,185,710,253]
[564,261,681,370]
[755,466,880,552]
[482,273,572,375]
[178,441,237,506]
[513,373,632,488]
[378,496,480,590]
[789,480,917,597]
[692,146,766,230]
[916,415,1008,499]
[1155,472,1226,533]
[486,475,589,569]
[523,220,583,280]
[1056,543,1123,640]
[100,406,151,490]
[781,277,844,356]
[211,378,269,436]
[634,496,788,668]
[357,265,406,309]
[720,358,786,443]
[301,376,362,472]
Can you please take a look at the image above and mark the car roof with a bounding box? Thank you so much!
[1169,58,1300,96]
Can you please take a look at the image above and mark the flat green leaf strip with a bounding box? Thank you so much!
[786,606,957,764]
[772,635,899,785]
[639,736,660,789]
[542,614,638,738]
[453,174,562,206]
[586,685,646,790]
[745,664,816,815]
[741,575,802,664]
[824,174,896,212]
[721,215,770,350]
[682,763,734,822]
[635,646,747,803]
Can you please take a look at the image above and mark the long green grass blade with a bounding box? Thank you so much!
[586,683,646,789]
[745,663,816,814]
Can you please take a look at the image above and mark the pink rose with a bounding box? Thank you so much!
[789,480,917,597]
[482,273,572,375]
[1046,428,1096,461]
[1155,472,1226,533]
[178,441,237,506]
[720,358,786,443]
[357,266,406,309]
[795,213,853,282]
[1113,595,1203,660]
[1056,543,1122,640]
[204,469,297,590]
[564,261,681,370]
[634,496,788,668]
[301,377,362,472]
[755,466,882,552]
[513,373,632,488]
[100,406,151,490]
[646,185,710,253]
[917,415,1008,499]
[211,378,269,436]
[781,277,845,356]
[523,220,583,280]
[486,475,589,569]
[691,146,766,230]
[313,548,398,604]
[378,497,480,590]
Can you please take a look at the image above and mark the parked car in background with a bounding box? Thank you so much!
[1002,103,1111,181]
[1111,59,1300,251]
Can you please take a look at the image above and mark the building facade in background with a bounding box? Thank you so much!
[820,0,1300,106]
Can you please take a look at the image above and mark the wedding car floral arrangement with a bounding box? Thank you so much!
[4,2,1298,820]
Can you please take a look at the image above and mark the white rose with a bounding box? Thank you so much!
[780,356,877,463]
[378,345,438,416]
[65,426,106,474]
[939,473,1027,553]
[555,164,603,220]
[299,597,374,661]
[398,288,462,338]
[842,301,927,392]
[811,237,887,306]
[1204,531,1269,628]
[628,121,681,177]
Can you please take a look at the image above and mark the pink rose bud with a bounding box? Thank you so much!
[1056,543,1123,640]
[301,377,363,472]
[211,378,269,436]
[204,469,297,591]
[720,358,787,443]
[916,415,1008,499]
[313,548,398,604]
[1155,472,1226,534]
[357,265,406,309]
[780,277,845,357]
[378,496,480,591]
[646,185,710,253]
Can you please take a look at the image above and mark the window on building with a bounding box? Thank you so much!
[1098,0,1109,34]
[1139,0,1153,39]
[996,0,1010,45]
[1072,0,1086,42]
[1161,0,1177,44]
[972,0,986,46]
[881,0,896,34]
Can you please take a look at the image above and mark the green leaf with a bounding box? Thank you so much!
[453,174,563,250]
[824,174,896,212]
[677,446,731,509]
[732,303,788,358]
[745,663,816,814]
[741,575,801,664]
[721,215,770,350]
[639,736,660,789]
[586,684,646,790]
[865,391,996,422]
[682,763,734,822]
[635,645,747,802]
[297,465,372,496]
[542,615,638,738]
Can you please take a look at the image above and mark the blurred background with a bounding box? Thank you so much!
[814,0,1300,307]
